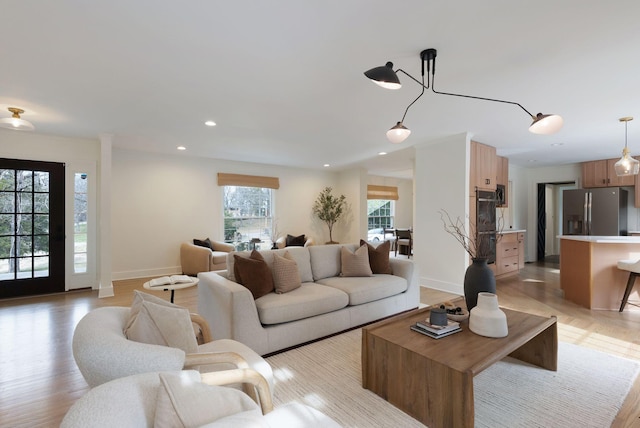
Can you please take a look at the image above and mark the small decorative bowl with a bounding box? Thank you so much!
[440,301,469,321]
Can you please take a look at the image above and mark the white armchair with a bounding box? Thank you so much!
[72,306,273,399]
[181,240,235,275]
[61,370,341,428]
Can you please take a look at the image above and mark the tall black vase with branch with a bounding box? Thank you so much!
[439,209,500,311]
[313,187,346,244]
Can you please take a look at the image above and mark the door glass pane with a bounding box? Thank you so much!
[33,171,49,192]
[18,237,32,256]
[0,193,14,212]
[34,256,49,277]
[34,193,49,211]
[0,236,12,258]
[74,173,88,274]
[0,215,14,235]
[0,170,15,191]
[34,235,49,255]
[18,215,33,234]
[18,170,33,192]
[33,214,49,234]
[17,257,32,279]
[18,195,32,213]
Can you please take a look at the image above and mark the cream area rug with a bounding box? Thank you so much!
[266,329,640,428]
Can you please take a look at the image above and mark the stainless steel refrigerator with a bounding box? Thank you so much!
[562,187,628,236]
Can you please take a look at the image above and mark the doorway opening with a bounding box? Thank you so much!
[536,181,577,264]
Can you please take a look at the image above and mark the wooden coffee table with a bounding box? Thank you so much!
[362,306,557,428]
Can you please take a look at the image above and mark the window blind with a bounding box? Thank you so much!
[367,185,398,200]
[217,173,280,189]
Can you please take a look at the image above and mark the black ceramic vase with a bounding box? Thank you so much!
[464,258,496,311]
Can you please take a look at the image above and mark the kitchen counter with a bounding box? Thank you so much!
[559,236,640,310]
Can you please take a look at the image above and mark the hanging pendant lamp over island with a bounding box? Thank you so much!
[364,48,563,143]
[614,117,639,177]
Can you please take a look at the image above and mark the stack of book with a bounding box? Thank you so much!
[411,319,461,339]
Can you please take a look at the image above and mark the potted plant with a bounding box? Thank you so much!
[439,209,503,310]
[313,187,346,244]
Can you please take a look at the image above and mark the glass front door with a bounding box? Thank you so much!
[0,158,65,298]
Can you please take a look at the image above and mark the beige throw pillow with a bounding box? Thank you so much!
[272,251,302,294]
[125,299,199,354]
[154,371,260,428]
[340,245,373,277]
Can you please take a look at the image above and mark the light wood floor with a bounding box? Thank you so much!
[1,261,639,427]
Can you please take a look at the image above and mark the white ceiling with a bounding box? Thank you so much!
[2,1,640,179]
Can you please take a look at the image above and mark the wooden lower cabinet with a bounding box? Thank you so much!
[495,232,525,277]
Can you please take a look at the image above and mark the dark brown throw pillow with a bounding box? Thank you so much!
[233,250,274,299]
[193,238,213,249]
[360,239,393,274]
[285,234,306,247]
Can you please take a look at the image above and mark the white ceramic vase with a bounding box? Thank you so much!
[469,292,508,338]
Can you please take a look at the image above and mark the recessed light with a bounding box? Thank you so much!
[177,146,186,151]
[378,152,387,156]
[204,120,216,127]
[323,164,330,168]
[528,159,537,163]
[551,143,563,147]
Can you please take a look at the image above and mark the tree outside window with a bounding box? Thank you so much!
[223,186,273,251]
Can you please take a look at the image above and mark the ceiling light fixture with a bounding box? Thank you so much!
[614,117,639,177]
[0,107,35,131]
[204,120,216,127]
[365,48,563,143]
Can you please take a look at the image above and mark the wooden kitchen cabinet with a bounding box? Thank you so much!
[582,158,635,188]
[496,155,509,207]
[495,232,525,277]
[470,140,497,195]
[517,232,525,268]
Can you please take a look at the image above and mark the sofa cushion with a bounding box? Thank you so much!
[227,247,313,284]
[193,237,213,249]
[154,371,260,428]
[316,274,408,306]
[308,244,358,281]
[360,239,393,274]
[285,234,306,247]
[272,251,302,294]
[340,245,372,277]
[255,284,349,325]
[233,251,274,299]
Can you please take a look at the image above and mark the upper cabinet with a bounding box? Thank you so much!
[496,155,509,207]
[470,141,497,195]
[582,158,635,188]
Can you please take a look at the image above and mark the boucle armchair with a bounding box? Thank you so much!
[61,370,341,428]
[72,306,273,397]
[275,234,315,249]
[181,240,235,275]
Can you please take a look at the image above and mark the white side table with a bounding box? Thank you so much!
[143,277,199,303]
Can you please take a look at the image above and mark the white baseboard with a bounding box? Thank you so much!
[420,276,464,295]
[111,265,182,281]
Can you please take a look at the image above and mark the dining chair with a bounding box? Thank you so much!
[395,229,412,258]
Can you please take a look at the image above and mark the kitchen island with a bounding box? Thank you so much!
[560,236,640,310]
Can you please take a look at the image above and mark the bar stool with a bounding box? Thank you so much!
[617,259,640,312]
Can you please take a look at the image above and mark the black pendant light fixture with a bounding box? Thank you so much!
[364,48,563,143]
[614,117,639,177]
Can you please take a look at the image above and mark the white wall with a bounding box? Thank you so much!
[414,133,471,295]
[110,148,353,279]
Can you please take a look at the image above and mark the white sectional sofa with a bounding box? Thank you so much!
[197,243,419,356]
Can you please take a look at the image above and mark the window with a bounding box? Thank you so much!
[223,186,274,251]
[368,200,394,230]
[73,173,88,273]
